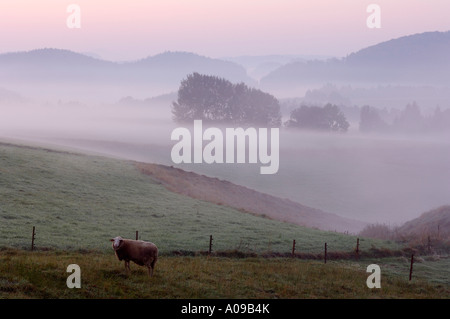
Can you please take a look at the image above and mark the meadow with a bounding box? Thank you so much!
[1,141,449,299]
[1,249,449,299]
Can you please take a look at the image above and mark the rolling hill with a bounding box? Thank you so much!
[2,31,449,102]
[0,140,390,253]
[261,31,450,92]
[398,205,450,239]
[0,49,253,101]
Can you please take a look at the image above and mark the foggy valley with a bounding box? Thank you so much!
[4,0,450,304]
[1,31,450,229]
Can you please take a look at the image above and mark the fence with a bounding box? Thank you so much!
[24,226,426,280]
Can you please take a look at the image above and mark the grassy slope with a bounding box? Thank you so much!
[1,141,449,299]
[0,142,398,254]
[135,162,366,233]
[398,205,450,239]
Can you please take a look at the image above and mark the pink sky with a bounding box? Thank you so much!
[0,0,449,61]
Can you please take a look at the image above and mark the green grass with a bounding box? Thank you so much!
[0,249,448,299]
[0,141,399,255]
[360,255,450,287]
[0,141,449,299]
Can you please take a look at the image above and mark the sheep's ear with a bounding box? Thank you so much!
[109,238,115,242]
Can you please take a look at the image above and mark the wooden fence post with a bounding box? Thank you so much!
[409,254,414,281]
[136,230,139,241]
[31,226,36,251]
[292,240,296,257]
[209,235,213,255]
[324,242,327,264]
[356,238,360,258]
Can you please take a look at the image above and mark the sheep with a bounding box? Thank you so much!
[110,236,158,277]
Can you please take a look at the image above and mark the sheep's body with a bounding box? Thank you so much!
[110,236,158,277]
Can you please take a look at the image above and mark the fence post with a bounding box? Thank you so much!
[31,226,36,251]
[136,230,139,241]
[427,235,431,254]
[324,242,327,264]
[409,254,414,281]
[356,238,360,258]
[209,235,213,255]
[292,240,296,257]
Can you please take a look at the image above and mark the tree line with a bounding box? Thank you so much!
[173,73,450,134]
[172,73,349,132]
[360,102,450,134]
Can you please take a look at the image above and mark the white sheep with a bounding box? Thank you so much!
[110,236,158,277]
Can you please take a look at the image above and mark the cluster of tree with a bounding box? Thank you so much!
[173,73,450,135]
[172,73,281,126]
[359,102,450,133]
[285,103,350,132]
[173,73,351,132]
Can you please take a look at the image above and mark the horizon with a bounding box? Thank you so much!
[1,29,449,64]
[1,1,449,61]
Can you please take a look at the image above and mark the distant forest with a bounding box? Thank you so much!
[284,100,450,134]
[173,73,450,134]
[173,73,348,132]
[359,102,450,134]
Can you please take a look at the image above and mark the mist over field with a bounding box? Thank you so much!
[1,96,449,227]
[1,31,450,229]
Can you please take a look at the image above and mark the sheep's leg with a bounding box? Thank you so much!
[147,258,156,277]
[124,260,131,272]
[147,266,153,277]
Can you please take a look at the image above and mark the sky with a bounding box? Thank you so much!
[0,0,449,61]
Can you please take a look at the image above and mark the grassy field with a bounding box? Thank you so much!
[1,141,449,299]
[0,141,399,254]
[1,248,449,299]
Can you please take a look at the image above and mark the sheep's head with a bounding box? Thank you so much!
[110,236,124,250]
